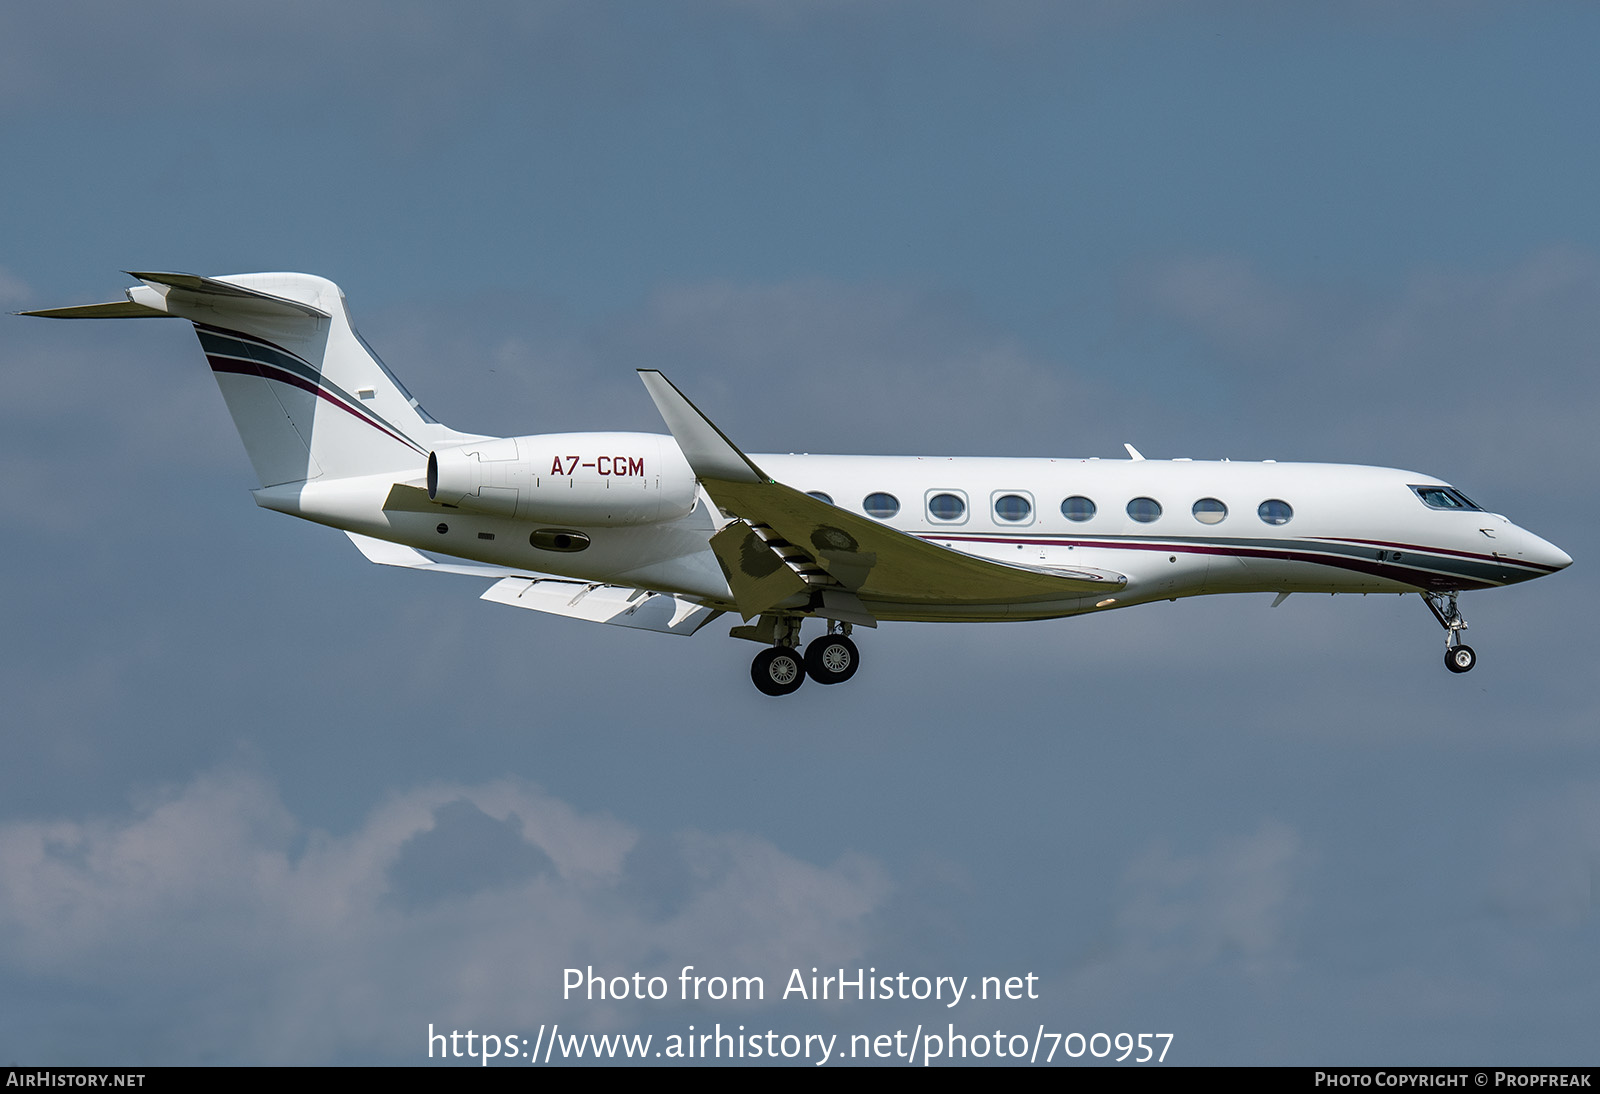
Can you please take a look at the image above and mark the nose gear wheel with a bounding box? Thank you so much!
[1422,592,1477,673]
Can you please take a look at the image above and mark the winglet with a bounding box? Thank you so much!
[637,370,766,484]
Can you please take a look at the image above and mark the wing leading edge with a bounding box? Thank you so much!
[636,370,1126,621]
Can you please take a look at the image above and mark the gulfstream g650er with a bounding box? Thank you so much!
[27,272,1571,695]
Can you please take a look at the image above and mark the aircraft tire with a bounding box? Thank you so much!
[804,635,860,685]
[1445,645,1477,673]
[752,647,806,695]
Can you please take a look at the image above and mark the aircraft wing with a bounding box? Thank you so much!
[346,530,537,578]
[638,371,1125,620]
[477,577,725,636]
[345,532,724,636]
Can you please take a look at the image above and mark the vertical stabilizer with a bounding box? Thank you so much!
[27,272,458,487]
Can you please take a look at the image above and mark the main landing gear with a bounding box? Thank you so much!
[751,646,805,695]
[750,618,860,696]
[1421,591,1476,674]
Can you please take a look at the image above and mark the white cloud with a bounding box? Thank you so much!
[0,770,891,1063]
[1063,821,1303,1004]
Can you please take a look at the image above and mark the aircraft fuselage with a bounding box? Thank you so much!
[255,446,1569,624]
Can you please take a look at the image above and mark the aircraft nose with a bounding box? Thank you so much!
[1524,532,1572,572]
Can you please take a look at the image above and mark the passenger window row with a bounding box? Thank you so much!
[807,490,1294,526]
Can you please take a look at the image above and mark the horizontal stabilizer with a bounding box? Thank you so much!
[23,271,332,321]
[19,300,169,319]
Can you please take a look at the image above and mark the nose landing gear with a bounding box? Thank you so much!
[1422,592,1476,674]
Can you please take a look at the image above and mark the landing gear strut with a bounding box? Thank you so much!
[1421,592,1476,674]
[749,618,862,695]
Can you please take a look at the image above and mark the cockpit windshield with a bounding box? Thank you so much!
[1410,485,1483,512]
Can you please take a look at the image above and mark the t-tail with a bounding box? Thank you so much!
[24,272,463,487]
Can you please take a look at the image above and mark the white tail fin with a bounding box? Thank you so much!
[27,272,457,487]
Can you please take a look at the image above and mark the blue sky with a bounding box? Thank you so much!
[2,1,1596,1065]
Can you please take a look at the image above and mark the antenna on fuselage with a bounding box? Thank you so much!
[1123,443,1146,461]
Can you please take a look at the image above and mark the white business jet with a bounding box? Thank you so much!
[27,272,1571,695]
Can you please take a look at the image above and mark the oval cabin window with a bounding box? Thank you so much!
[928,493,966,521]
[994,494,1032,522]
[1061,496,1096,522]
[863,492,900,519]
[1127,497,1162,523]
[1258,499,1293,526]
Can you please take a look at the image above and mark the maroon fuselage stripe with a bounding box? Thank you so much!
[921,534,1509,591]
[207,356,426,454]
[1313,536,1564,574]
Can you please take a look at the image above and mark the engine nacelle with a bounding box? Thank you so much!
[427,432,698,525]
